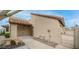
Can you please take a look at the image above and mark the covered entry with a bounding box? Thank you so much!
[17,25,33,36]
[9,17,33,39]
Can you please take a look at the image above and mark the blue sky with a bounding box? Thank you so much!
[0,10,79,27]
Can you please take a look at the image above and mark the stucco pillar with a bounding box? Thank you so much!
[10,24,17,39]
[74,27,79,49]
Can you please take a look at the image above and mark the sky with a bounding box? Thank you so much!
[0,10,79,27]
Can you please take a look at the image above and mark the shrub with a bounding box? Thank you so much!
[10,40,16,45]
[0,31,1,35]
[4,32,10,38]
[18,41,25,46]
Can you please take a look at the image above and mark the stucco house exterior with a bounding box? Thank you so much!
[2,24,10,32]
[0,26,6,34]
[31,13,65,44]
[9,17,33,39]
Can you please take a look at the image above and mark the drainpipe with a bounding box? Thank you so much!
[48,30,51,42]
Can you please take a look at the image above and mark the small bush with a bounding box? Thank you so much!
[10,40,16,45]
[18,41,25,46]
[0,32,2,35]
[0,39,25,49]
[4,32,10,38]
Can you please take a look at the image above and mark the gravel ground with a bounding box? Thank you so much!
[0,35,74,49]
[16,45,30,49]
[0,36,5,40]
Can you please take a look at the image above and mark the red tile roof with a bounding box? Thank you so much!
[9,16,32,25]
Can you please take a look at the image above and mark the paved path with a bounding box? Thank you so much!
[61,34,74,48]
[17,36,32,49]
[18,36,69,49]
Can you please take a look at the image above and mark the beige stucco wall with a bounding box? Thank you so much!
[10,24,17,39]
[31,15,64,44]
[74,28,79,48]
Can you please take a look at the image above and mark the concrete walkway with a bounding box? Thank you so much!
[18,36,68,49]
[18,36,32,49]
[18,36,54,49]
[61,34,74,48]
